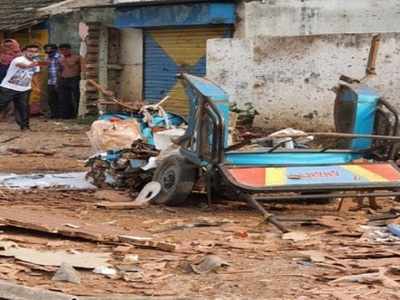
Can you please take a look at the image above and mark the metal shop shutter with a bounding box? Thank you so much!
[144,26,231,116]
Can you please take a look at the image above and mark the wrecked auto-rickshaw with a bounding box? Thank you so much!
[152,35,400,232]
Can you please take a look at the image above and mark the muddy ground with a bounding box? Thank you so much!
[1,118,400,300]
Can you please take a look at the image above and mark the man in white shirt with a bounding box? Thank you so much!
[0,45,41,130]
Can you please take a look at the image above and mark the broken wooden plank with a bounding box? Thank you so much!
[6,147,56,156]
[96,201,144,210]
[150,217,234,234]
[0,280,77,300]
[0,207,149,243]
[62,143,91,148]
[329,269,400,289]
[0,136,20,144]
[81,296,181,300]
[54,129,82,134]
[16,261,56,273]
[282,231,309,242]
[0,247,111,269]
[349,257,400,269]
[337,251,400,260]
[119,235,176,252]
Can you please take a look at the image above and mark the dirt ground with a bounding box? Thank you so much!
[1,118,400,299]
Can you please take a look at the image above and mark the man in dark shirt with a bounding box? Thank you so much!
[44,44,61,118]
[58,44,85,119]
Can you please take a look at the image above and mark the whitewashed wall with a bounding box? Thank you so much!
[207,34,400,130]
[236,0,400,38]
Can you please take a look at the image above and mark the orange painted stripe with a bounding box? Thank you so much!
[229,168,265,187]
[361,164,400,181]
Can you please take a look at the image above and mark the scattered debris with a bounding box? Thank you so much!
[190,255,230,274]
[152,217,234,233]
[95,182,161,208]
[268,128,314,149]
[368,211,400,223]
[6,147,56,156]
[0,136,20,144]
[330,268,400,289]
[94,190,132,202]
[86,140,159,192]
[87,78,142,112]
[3,117,400,298]
[121,271,145,282]
[63,224,80,229]
[282,231,309,242]
[113,245,133,254]
[62,143,91,148]
[388,224,400,237]
[349,257,400,269]
[297,250,327,263]
[93,266,117,276]
[122,254,139,264]
[0,241,18,250]
[153,128,186,151]
[96,202,146,210]
[52,263,81,284]
[317,215,366,237]
[0,247,111,269]
[0,207,149,243]
[119,235,176,252]
[0,280,77,300]
[0,262,26,279]
[359,225,400,244]
[141,261,167,271]
[117,264,142,273]
[17,261,56,273]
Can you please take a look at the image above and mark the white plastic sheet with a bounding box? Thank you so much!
[0,172,96,190]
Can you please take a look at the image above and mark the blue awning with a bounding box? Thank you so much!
[115,2,236,28]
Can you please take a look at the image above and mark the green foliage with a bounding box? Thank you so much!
[229,102,259,118]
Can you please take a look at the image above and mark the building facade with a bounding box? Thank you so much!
[0,0,65,114]
[40,0,400,129]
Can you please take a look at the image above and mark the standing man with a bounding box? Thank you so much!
[44,44,61,119]
[0,45,42,131]
[58,44,84,119]
[0,39,21,120]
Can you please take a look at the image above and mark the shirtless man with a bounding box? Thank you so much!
[58,44,85,119]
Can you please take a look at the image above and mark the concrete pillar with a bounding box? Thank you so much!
[98,26,109,88]
[119,28,143,103]
[78,22,89,117]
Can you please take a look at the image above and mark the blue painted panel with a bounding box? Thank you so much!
[183,73,230,147]
[115,3,236,28]
[285,166,362,185]
[225,152,362,166]
[184,74,228,102]
[351,85,379,150]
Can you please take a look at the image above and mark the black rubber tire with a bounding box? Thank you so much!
[152,154,197,206]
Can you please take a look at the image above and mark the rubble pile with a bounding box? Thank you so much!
[86,140,160,192]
